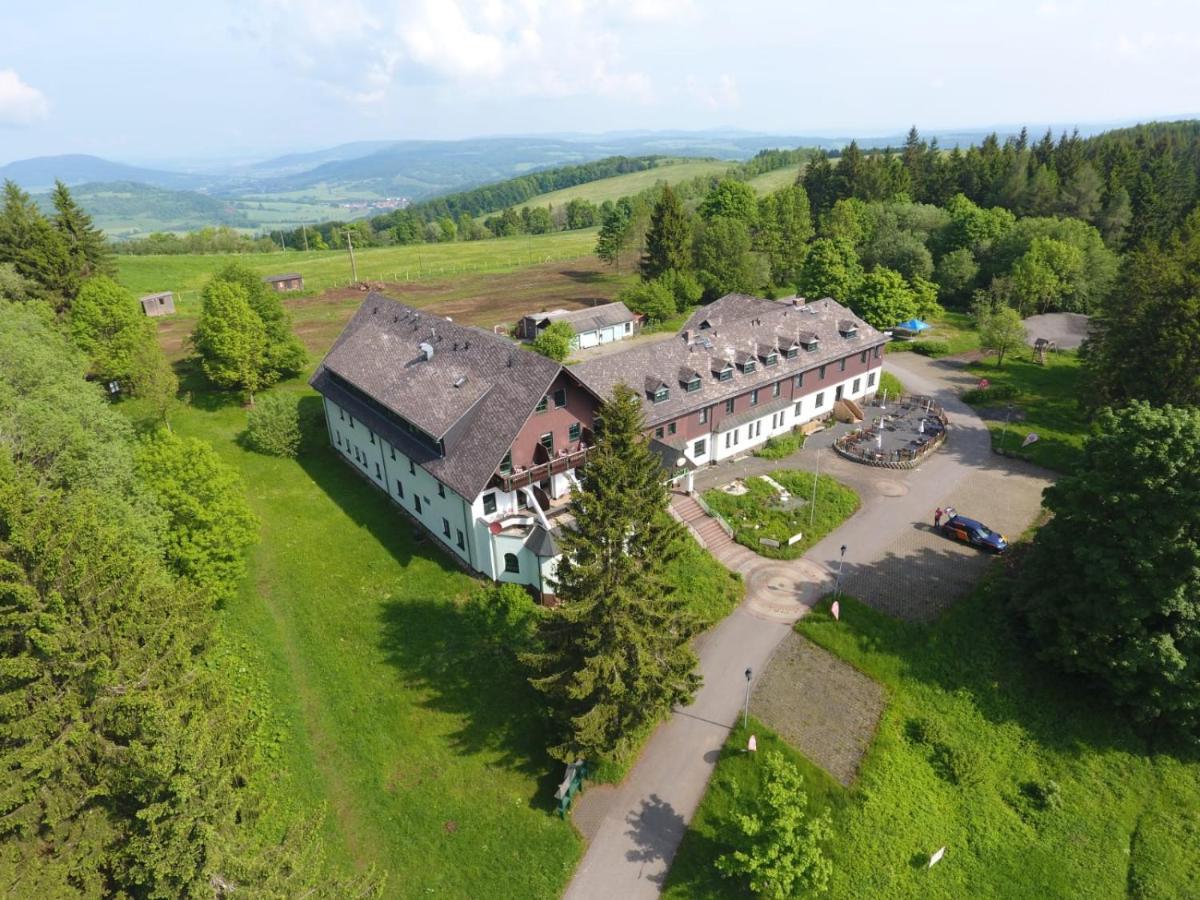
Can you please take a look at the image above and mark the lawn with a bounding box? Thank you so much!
[886,310,981,357]
[962,351,1090,471]
[153,384,582,897]
[116,228,601,301]
[126,353,740,894]
[702,470,859,560]
[666,582,1200,899]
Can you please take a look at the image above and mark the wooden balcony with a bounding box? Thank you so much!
[498,444,592,492]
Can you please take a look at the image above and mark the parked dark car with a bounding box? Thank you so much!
[940,515,1008,554]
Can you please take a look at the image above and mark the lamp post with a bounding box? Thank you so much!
[743,667,752,730]
[1004,403,1014,451]
[835,544,847,600]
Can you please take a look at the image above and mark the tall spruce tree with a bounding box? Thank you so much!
[51,180,113,283]
[0,180,72,304]
[640,185,692,280]
[523,384,701,763]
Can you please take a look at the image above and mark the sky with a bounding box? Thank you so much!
[2,0,1199,165]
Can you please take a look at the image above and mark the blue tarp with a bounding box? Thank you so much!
[895,318,931,332]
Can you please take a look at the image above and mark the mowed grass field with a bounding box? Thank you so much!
[130,241,740,893]
[160,383,581,897]
[514,159,733,211]
[116,228,602,298]
[665,585,1200,899]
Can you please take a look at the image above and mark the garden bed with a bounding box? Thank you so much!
[702,470,859,560]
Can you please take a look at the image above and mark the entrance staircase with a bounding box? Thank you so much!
[669,493,757,573]
[833,397,865,423]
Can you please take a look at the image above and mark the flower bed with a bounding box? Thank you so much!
[702,471,859,560]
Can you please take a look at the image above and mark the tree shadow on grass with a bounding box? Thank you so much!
[376,595,563,813]
[559,269,606,285]
[800,540,1200,764]
[293,394,466,577]
[174,357,246,412]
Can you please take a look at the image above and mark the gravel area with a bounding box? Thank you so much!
[753,633,885,786]
[840,455,1051,621]
[1023,312,1092,350]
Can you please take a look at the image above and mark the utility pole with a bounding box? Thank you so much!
[301,224,309,252]
[809,448,820,529]
[344,230,358,282]
[743,668,753,730]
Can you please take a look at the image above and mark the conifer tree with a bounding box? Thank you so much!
[640,186,692,280]
[523,384,701,763]
[51,180,113,282]
[0,180,72,304]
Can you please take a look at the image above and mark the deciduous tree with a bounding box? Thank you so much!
[1013,402,1200,743]
[68,275,149,383]
[192,280,269,401]
[973,296,1026,367]
[134,428,257,605]
[522,384,701,763]
[716,750,833,898]
[796,238,862,302]
[849,267,918,330]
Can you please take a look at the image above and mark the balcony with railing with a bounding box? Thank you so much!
[495,428,595,492]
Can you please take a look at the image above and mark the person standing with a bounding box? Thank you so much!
[934,507,944,528]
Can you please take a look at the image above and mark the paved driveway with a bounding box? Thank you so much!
[563,353,1053,899]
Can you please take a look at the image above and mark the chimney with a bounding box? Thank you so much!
[419,341,434,361]
[682,329,692,344]
[793,297,806,307]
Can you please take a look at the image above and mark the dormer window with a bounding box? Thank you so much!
[838,319,858,337]
[654,387,669,403]
[785,347,798,359]
[764,352,778,367]
[685,376,701,393]
[803,338,819,351]
[741,360,756,374]
[798,331,820,351]
[718,367,733,382]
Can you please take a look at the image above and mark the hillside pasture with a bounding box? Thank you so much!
[513,159,733,211]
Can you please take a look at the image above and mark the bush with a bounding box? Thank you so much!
[1021,779,1063,812]
[962,383,1019,405]
[752,432,804,460]
[464,581,541,658]
[904,716,947,747]
[245,393,301,457]
[878,371,905,398]
[931,741,985,787]
[530,320,574,361]
[912,340,951,357]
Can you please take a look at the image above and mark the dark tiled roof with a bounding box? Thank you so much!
[311,293,564,499]
[263,272,302,282]
[527,301,636,334]
[681,294,777,332]
[573,295,886,426]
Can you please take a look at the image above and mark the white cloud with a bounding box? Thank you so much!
[0,69,49,126]
[252,0,657,105]
[687,73,739,110]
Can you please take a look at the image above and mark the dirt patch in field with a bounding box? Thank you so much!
[285,256,629,358]
[753,633,885,786]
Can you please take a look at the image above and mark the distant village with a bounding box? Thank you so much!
[338,197,408,212]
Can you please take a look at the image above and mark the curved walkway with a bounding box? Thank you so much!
[564,353,1053,899]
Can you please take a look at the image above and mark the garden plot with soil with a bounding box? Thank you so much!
[702,470,859,560]
[752,632,886,785]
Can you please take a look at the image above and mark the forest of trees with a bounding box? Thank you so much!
[0,181,370,894]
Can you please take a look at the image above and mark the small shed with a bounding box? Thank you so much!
[263,273,304,292]
[140,291,176,317]
[515,302,639,349]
